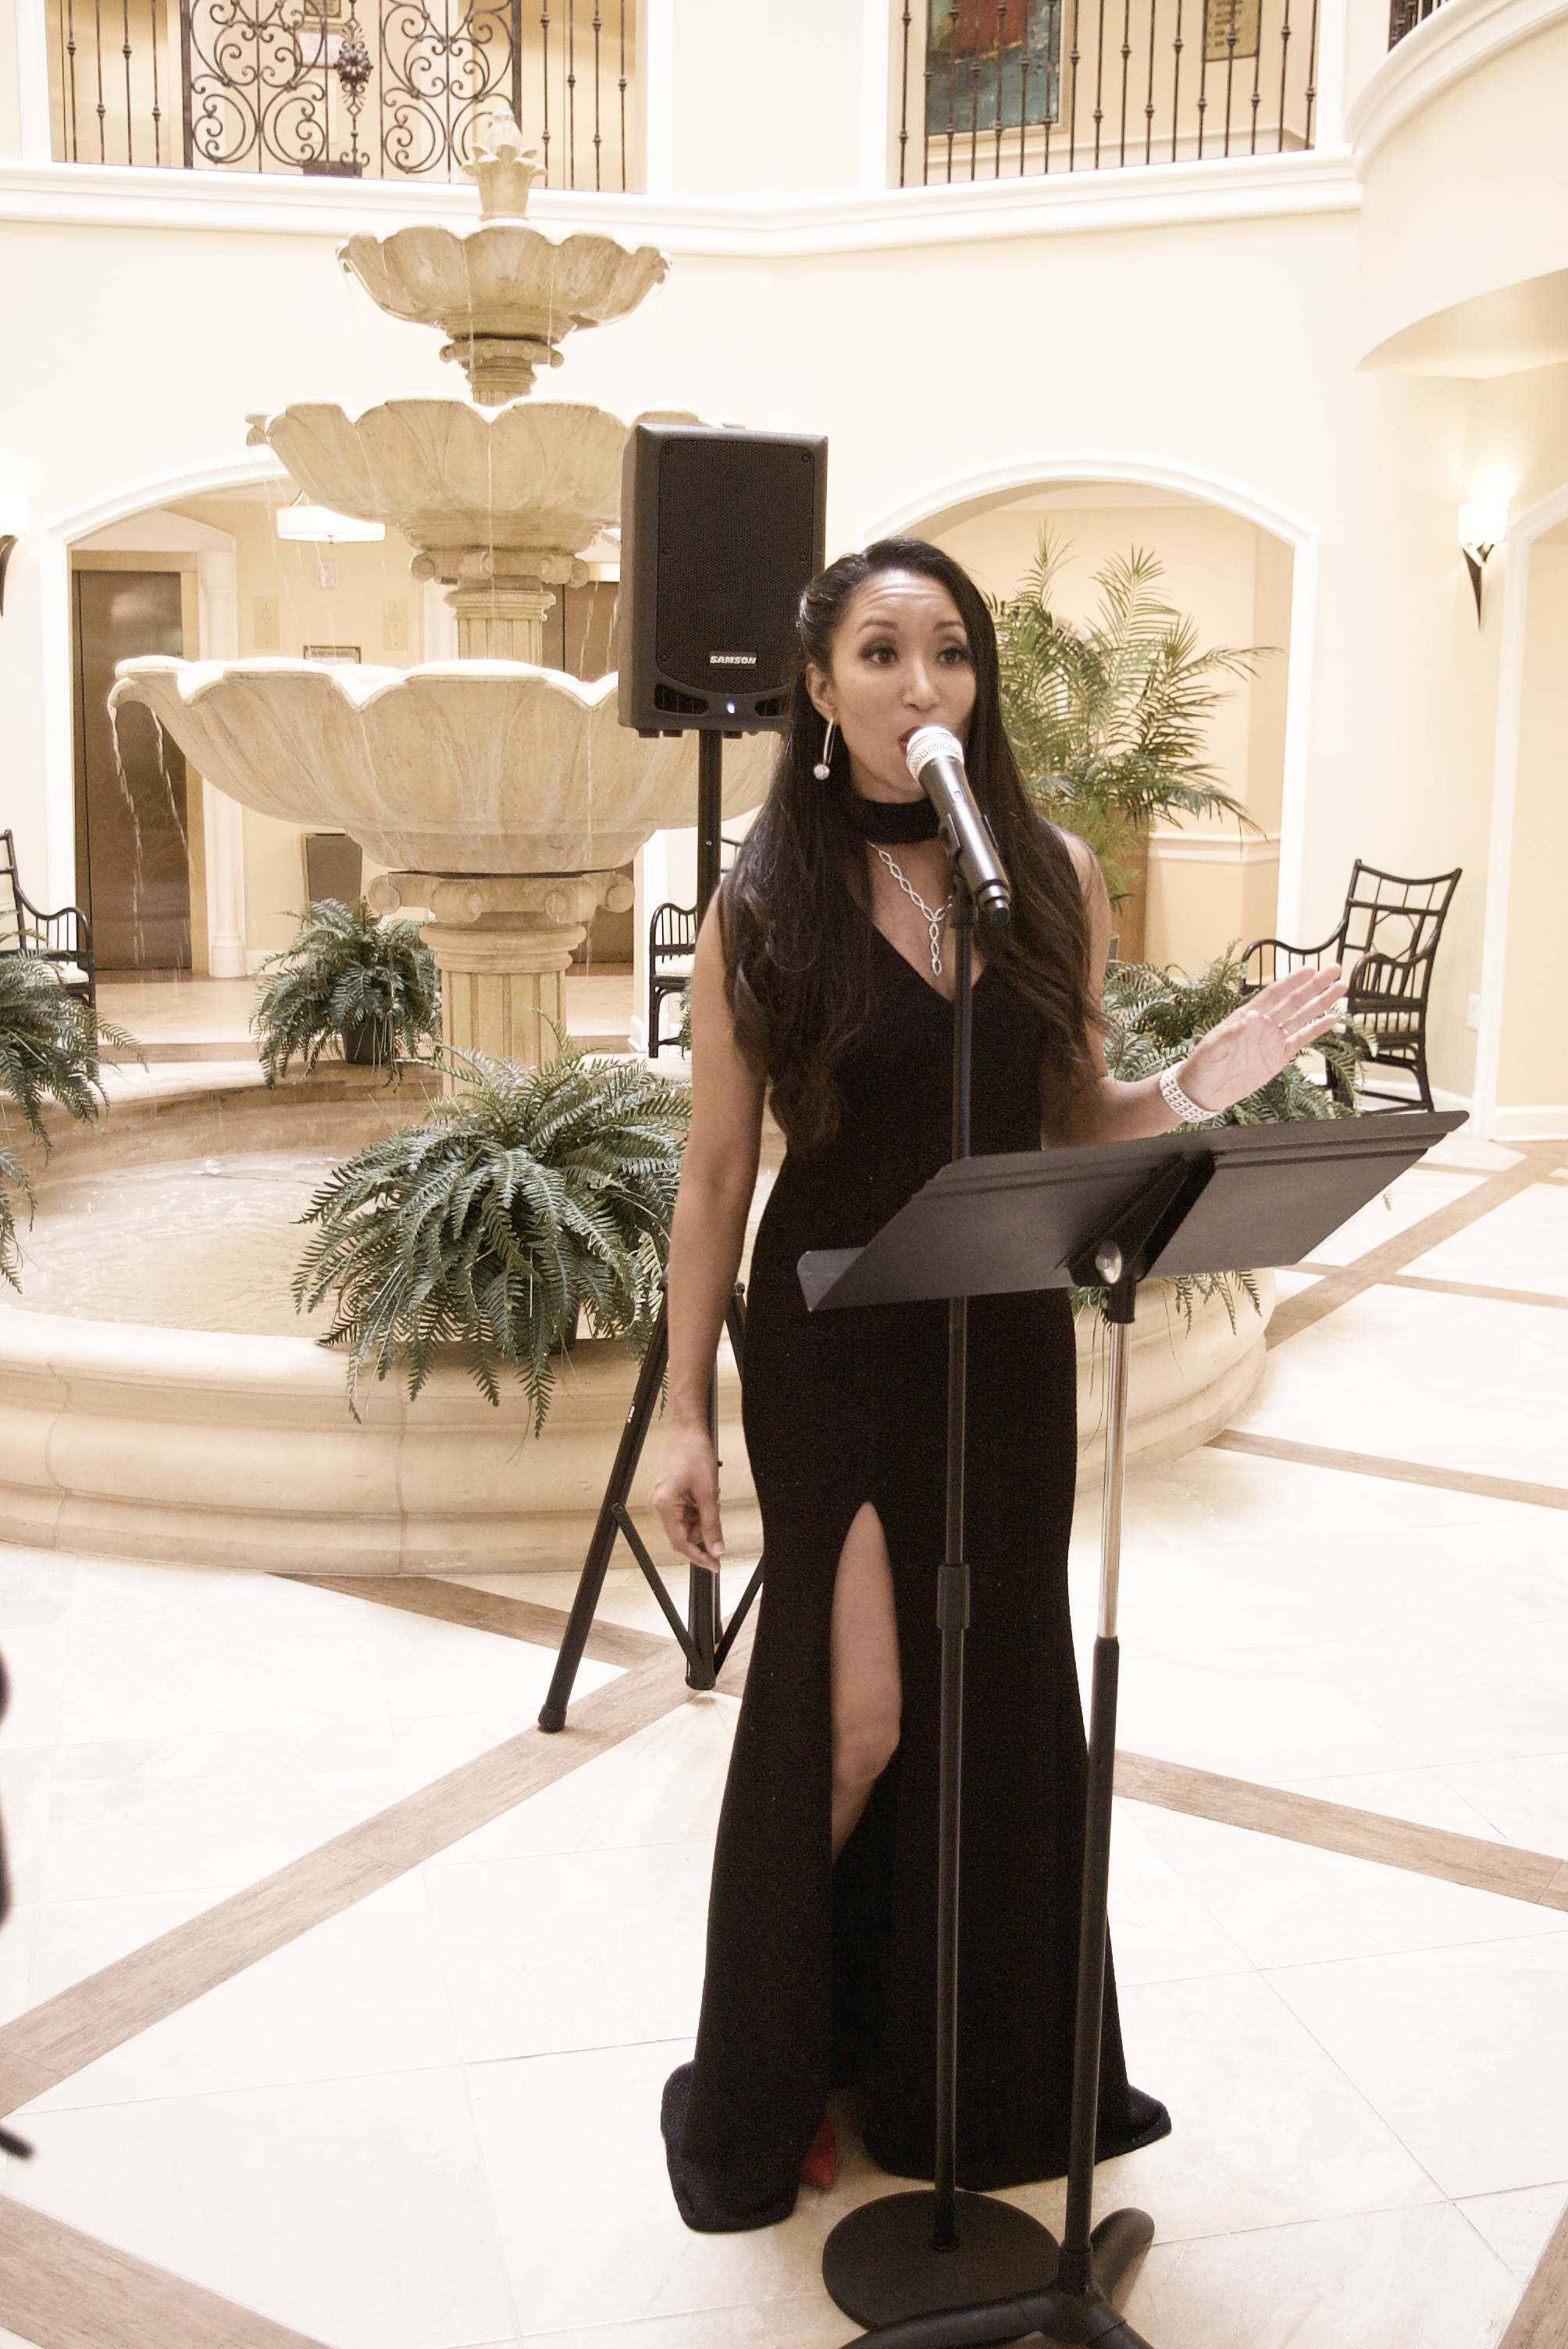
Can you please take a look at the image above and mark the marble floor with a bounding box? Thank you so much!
[0,1122,1565,2348]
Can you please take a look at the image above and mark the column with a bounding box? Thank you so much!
[196,547,248,979]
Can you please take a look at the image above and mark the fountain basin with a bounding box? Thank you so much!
[109,660,774,874]
[254,400,628,576]
[0,1075,1270,1577]
[339,225,670,405]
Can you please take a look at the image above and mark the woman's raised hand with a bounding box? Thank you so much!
[1180,961,1349,1116]
[652,1421,726,1575]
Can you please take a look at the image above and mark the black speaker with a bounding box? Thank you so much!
[618,422,828,735]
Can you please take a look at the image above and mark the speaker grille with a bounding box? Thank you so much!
[654,438,819,697]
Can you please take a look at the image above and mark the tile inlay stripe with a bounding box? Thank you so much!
[1209,1428,1568,1512]
[1266,1145,1563,1348]
[1116,1751,1568,1911]
[284,1570,665,1668]
[0,2198,332,2349]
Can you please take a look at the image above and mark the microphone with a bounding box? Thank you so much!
[904,725,1013,928]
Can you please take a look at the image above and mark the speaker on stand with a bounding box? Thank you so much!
[539,420,827,1731]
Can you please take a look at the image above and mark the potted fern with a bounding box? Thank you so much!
[253,897,440,1085]
[992,532,1267,953]
[0,956,141,1289]
[293,1038,690,1431]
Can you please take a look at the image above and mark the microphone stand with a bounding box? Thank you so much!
[821,872,1060,2322]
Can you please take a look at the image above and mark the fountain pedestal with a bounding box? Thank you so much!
[371,870,634,1069]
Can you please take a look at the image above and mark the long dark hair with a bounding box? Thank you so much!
[722,537,1097,1154]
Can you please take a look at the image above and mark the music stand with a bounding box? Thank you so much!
[804,1106,1466,2347]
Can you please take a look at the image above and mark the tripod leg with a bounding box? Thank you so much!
[537,1307,670,1732]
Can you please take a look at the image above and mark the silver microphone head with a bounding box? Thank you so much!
[904,725,964,784]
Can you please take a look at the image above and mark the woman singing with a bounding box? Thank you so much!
[653,538,1344,2233]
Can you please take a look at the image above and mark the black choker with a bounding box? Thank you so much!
[845,793,940,845]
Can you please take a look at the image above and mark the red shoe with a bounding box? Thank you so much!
[799,2114,838,2190]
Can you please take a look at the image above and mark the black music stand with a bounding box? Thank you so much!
[803,1106,1465,2347]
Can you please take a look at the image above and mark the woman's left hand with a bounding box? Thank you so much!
[1180,961,1349,1115]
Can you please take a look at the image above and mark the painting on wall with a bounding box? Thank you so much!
[925,0,1062,140]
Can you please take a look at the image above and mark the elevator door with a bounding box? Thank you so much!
[73,569,191,970]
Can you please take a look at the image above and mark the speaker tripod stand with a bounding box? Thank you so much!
[539,731,764,1731]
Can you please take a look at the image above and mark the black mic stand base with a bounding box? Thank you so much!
[822,2190,1058,2334]
[831,2204,1153,2348]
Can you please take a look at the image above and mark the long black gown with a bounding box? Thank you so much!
[662,910,1167,2232]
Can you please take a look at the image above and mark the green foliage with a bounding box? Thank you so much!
[253,897,441,1085]
[990,532,1267,902]
[293,1037,692,1431]
[0,957,142,1289]
[1072,946,1361,1329]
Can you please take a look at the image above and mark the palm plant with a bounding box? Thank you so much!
[1074,946,1361,1330]
[991,532,1267,904]
[253,896,440,1085]
[0,956,142,1288]
[293,1038,691,1431]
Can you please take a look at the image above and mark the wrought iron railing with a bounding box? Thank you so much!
[1388,0,1442,43]
[46,0,635,184]
[896,0,1317,180]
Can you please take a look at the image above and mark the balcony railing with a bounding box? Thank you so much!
[45,0,635,184]
[1388,0,1441,43]
[896,0,1317,180]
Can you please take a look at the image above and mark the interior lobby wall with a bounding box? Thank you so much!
[1495,524,1568,1121]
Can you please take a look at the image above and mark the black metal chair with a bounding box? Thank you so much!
[647,900,697,1057]
[1241,859,1461,1111]
[0,829,95,1007]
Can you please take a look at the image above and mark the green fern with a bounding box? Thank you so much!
[293,1037,691,1431]
[0,956,143,1289]
[991,531,1268,903]
[253,897,440,1085]
[1070,946,1362,1327]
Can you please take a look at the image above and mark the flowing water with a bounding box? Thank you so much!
[5,1152,340,1336]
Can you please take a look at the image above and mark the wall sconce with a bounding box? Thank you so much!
[1458,500,1508,622]
[274,494,384,545]
[0,483,27,618]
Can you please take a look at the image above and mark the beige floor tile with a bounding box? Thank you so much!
[1121,1802,1568,1967]
[1115,1641,1420,1784]
[1111,1445,1416,1546]
[0,1903,38,2028]
[428,1694,737,1864]
[6,2066,517,2349]
[1018,1972,1441,2245]
[1438,1752,1568,1853]
[1067,1533,1276,1661]
[1456,2178,1568,2280]
[1299,1165,1489,1268]
[1269,1930,1568,2198]
[458,1561,761,1634]
[1420,1511,1568,1598]
[0,1622,70,1750]
[1104,1808,1253,1986]
[1231,1287,1568,1494]
[426,1841,713,2060]
[1123,2199,1517,2349]
[25,1875,458,2112]
[1194,1521,1552,1645]
[0,1550,75,1629]
[0,1747,53,1905]
[1423,1133,1525,1174]
[518,2302,854,2348]
[468,2040,896,2337]
[1286,1614,1568,1770]
[1404,1180,1568,1297]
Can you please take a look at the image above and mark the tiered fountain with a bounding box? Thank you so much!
[111,107,771,1067]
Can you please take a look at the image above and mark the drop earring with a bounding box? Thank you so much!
[813,719,836,782]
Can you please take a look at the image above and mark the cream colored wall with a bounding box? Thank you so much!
[1356,12,1568,364]
[1496,526,1568,1114]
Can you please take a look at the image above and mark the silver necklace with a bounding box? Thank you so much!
[874,847,952,977]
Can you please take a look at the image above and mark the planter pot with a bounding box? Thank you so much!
[340,1016,394,1067]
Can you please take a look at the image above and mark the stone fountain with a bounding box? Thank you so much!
[111,111,770,1066]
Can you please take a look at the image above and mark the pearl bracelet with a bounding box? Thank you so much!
[1158,1063,1217,1126]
